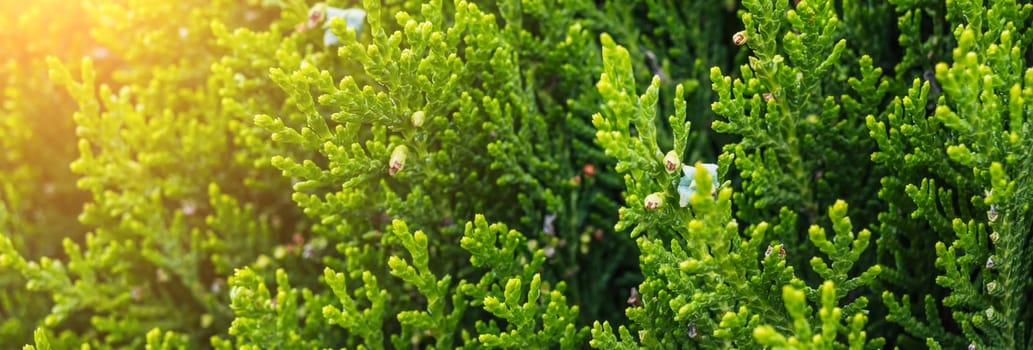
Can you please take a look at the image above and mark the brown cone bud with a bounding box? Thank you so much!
[664,150,681,173]
[389,145,408,176]
[644,192,664,210]
[733,31,748,46]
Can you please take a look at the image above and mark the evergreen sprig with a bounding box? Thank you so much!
[238,0,637,345]
[872,0,1033,348]
[589,30,880,349]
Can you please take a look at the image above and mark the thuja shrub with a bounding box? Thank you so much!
[1,0,102,345]
[588,28,880,348]
[872,1,1033,348]
[2,0,1033,349]
[2,0,298,347]
[217,0,637,347]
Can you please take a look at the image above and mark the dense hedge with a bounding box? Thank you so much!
[2,0,1031,349]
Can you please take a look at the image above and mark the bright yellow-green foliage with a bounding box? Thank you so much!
[4,0,294,347]
[2,0,1033,349]
[1,0,97,345]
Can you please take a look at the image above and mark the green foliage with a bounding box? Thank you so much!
[3,0,1033,349]
[871,0,1033,347]
[214,267,319,349]
[752,281,873,350]
[1,1,98,343]
[710,0,886,230]
[703,1,902,340]
[220,215,587,348]
[588,32,880,348]
[587,0,741,162]
[219,0,635,346]
[2,0,295,347]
